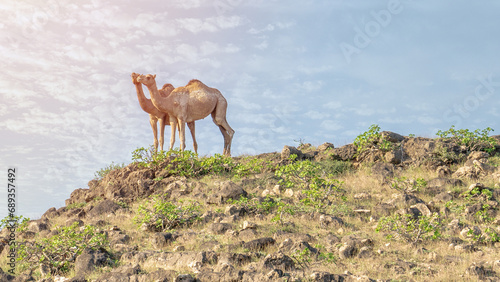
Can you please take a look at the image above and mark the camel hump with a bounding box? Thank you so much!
[187,79,204,86]
[161,83,174,90]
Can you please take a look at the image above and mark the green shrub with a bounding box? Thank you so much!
[353,124,393,155]
[133,195,201,232]
[165,150,201,177]
[275,155,345,213]
[94,162,125,180]
[227,195,278,215]
[390,177,427,193]
[0,215,29,233]
[200,153,236,175]
[376,213,442,246]
[436,125,496,153]
[17,222,108,275]
[132,146,170,169]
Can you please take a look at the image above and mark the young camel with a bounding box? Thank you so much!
[131,73,197,152]
[137,74,235,156]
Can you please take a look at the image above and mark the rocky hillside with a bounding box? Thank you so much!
[2,128,500,281]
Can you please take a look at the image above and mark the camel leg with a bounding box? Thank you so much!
[169,117,177,151]
[187,122,197,154]
[178,118,186,151]
[158,117,166,151]
[212,100,235,156]
[149,115,159,152]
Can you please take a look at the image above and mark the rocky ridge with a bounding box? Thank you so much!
[1,132,500,281]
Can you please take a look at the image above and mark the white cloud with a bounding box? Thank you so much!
[324,101,342,110]
[305,110,330,120]
[321,120,343,131]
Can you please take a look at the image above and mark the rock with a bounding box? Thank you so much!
[238,228,259,241]
[447,219,463,233]
[427,178,464,187]
[87,199,122,218]
[283,189,294,197]
[291,241,318,254]
[390,193,424,206]
[467,182,486,192]
[225,205,243,216]
[373,203,397,217]
[208,223,232,235]
[65,218,84,227]
[27,220,49,233]
[241,221,257,230]
[318,142,334,151]
[385,149,403,164]
[436,166,451,177]
[309,272,346,282]
[242,237,275,251]
[460,226,481,240]
[319,214,344,228]
[151,232,175,249]
[411,203,432,217]
[65,188,91,206]
[281,145,304,160]
[175,274,196,282]
[75,248,110,277]
[41,207,59,220]
[381,131,405,143]
[262,252,295,271]
[338,244,356,259]
[434,191,453,202]
[357,246,372,258]
[371,163,394,180]
[109,231,131,246]
[398,207,422,219]
[354,193,371,200]
[466,263,487,278]
[468,151,489,161]
[217,252,251,266]
[331,144,357,161]
[208,181,247,204]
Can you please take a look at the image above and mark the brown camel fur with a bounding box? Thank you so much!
[131,73,197,152]
[137,74,235,156]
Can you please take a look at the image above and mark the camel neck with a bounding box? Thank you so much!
[145,82,168,113]
[135,83,154,113]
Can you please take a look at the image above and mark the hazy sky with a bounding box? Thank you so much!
[1,0,500,219]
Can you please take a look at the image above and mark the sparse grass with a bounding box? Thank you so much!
[6,137,500,281]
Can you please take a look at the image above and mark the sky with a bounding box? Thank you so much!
[1,0,500,220]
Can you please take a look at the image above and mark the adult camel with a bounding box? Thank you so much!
[131,73,198,152]
[137,74,234,156]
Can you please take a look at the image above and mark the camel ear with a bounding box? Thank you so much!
[153,74,156,79]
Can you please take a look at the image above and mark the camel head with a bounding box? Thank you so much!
[137,74,157,87]
[131,72,141,84]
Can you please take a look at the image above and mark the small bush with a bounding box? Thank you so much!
[0,215,29,233]
[94,161,125,180]
[133,195,201,232]
[436,125,496,154]
[132,146,169,169]
[275,155,345,213]
[17,223,108,275]
[376,213,442,246]
[353,124,393,155]
[227,195,278,215]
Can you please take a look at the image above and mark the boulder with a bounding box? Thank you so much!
[281,145,304,160]
[331,144,357,161]
[262,252,295,271]
[208,181,247,204]
[87,199,122,218]
[381,131,405,143]
[75,248,111,277]
[242,237,275,251]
